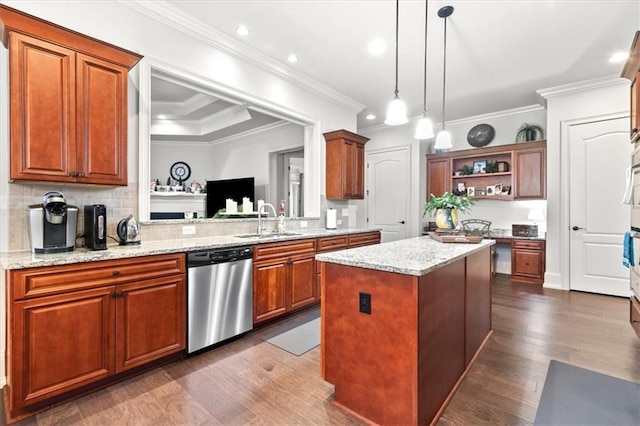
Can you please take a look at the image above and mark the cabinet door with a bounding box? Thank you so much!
[254,260,288,324]
[76,54,128,185]
[514,147,546,199]
[290,255,317,309]
[9,32,77,182]
[427,158,451,198]
[352,142,366,198]
[11,287,114,410]
[116,275,186,372]
[511,249,545,284]
[342,140,356,198]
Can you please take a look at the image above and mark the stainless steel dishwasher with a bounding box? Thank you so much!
[187,246,253,353]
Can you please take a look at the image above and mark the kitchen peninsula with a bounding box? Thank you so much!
[316,236,494,425]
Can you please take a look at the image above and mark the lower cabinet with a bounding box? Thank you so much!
[253,239,317,324]
[7,253,186,417]
[631,296,640,340]
[511,239,546,284]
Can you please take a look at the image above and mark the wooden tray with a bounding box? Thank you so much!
[430,233,483,244]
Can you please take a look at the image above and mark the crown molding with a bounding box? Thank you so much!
[210,120,291,146]
[118,0,365,113]
[151,93,218,118]
[537,75,627,106]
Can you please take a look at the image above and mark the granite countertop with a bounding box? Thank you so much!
[316,236,495,277]
[0,228,376,270]
[488,228,546,240]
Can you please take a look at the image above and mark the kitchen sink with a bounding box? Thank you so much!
[235,232,301,239]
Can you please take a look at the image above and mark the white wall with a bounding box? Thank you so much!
[540,77,629,290]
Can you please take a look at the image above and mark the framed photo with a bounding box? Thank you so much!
[467,187,475,196]
[457,182,466,193]
[473,160,487,174]
[486,185,495,196]
[494,183,503,194]
[501,185,511,195]
[475,189,485,196]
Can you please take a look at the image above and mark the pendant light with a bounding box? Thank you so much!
[414,0,434,140]
[385,0,408,125]
[434,5,454,149]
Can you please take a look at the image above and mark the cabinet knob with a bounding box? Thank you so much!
[70,171,77,177]
[112,270,120,277]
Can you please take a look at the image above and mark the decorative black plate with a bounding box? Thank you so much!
[170,161,191,182]
[467,124,495,147]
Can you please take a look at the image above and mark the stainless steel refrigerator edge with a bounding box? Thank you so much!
[187,247,253,353]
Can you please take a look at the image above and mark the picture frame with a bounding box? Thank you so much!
[475,189,485,196]
[467,187,475,196]
[486,185,495,196]
[457,182,466,193]
[473,160,487,174]
[494,183,503,194]
[501,185,511,195]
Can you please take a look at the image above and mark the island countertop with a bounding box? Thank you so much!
[316,235,495,276]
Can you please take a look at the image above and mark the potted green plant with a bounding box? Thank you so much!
[516,123,544,142]
[424,191,475,229]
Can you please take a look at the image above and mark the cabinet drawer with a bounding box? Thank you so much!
[631,296,640,340]
[317,236,348,253]
[10,253,186,300]
[254,239,317,262]
[348,232,381,248]
[511,239,544,250]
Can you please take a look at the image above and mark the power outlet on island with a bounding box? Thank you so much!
[359,291,371,315]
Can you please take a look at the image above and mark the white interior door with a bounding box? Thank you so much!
[366,147,410,243]
[569,116,631,296]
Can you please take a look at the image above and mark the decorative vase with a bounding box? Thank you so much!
[435,208,459,229]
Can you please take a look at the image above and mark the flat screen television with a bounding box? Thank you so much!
[206,177,255,218]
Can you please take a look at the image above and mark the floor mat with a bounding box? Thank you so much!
[534,360,640,425]
[260,311,320,356]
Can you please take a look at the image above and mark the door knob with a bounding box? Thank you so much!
[398,220,405,224]
[571,226,585,231]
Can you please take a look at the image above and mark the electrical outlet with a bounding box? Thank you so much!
[300,221,308,228]
[359,291,371,314]
[182,225,196,235]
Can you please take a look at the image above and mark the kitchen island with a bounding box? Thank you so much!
[316,236,494,425]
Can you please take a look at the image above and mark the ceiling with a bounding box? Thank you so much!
[150,0,639,136]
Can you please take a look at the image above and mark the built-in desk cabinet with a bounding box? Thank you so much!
[426,141,546,201]
[0,5,141,186]
[511,239,546,284]
[6,253,186,419]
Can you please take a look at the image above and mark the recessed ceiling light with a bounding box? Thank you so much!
[236,25,249,36]
[609,52,628,63]
[366,114,376,120]
[288,54,298,63]
[157,114,167,120]
[368,38,386,55]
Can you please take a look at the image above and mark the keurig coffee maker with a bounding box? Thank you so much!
[28,191,78,254]
[84,204,107,250]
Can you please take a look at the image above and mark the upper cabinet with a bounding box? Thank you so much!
[324,130,369,200]
[0,5,142,186]
[426,141,547,201]
[621,31,640,145]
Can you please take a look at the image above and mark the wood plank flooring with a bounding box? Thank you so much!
[6,274,640,425]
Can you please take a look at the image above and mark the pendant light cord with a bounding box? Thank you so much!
[441,13,448,130]
[394,0,400,97]
[422,0,428,116]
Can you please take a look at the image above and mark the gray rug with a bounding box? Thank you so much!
[260,312,320,356]
[534,360,640,425]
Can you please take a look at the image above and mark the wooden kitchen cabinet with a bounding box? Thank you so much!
[0,5,141,185]
[426,141,546,201]
[514,146,546,199]
[511,239,546,284]
[253,239,317,324]
[7,253,185,418]
[324,129,370,199]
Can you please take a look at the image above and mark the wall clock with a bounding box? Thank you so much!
[170,161,191,182]
[467,124,495,147]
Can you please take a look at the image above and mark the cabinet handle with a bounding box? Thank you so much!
[70,171,77,177]
[112,270,120,277]
[117,291,125,298]
[287,259,293,265]
[79,172,86,177]
[110,291,118,298]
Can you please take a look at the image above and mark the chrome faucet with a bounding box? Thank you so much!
[257,203,277,235]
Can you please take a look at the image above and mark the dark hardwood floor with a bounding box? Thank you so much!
[7,274,640,425]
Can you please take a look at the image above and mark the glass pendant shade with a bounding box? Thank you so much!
[434,129,452,149]
[384,95,408,125]
[414,116,434,139]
